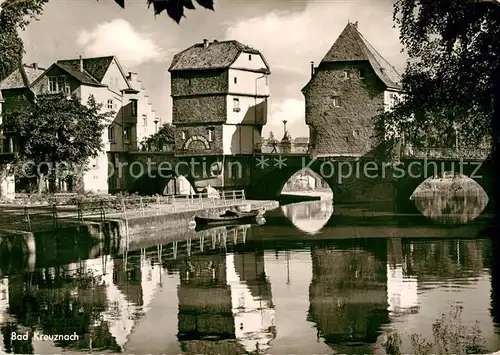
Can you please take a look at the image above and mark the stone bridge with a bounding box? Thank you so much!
[112,148,493,214]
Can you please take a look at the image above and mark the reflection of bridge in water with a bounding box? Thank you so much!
[0,225,494,354]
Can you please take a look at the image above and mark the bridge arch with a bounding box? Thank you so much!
[246,160,339,201]
[395,158,494,215]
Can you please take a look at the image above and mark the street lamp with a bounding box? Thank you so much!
[282,120,288,136]
[154,118,159,133]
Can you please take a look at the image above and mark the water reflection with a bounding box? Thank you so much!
[281,200,334,234]
[411,175,489,224]
[1,216,499,354]
[308,241,389,354]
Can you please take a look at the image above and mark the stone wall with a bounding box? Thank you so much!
[304,63,385,156]
[171,70,228,97]
[175,125,223,154]
[173,95,227,125]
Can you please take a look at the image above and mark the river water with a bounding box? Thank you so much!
[0,197,498,354]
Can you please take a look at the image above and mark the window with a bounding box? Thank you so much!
[207,127,214,142]
[359,69,365,79]
[108,126,115,142]
[188,78,192,85]
[182,131,187,140]
[332,96,341,107]
[124,127,132,143]
[344,71,349,80]
[248,54,252,61]
[142,114,147,126]
[48,76,67,93]
[130,99,137,117]
[106,99,113,110]
[233,98,240,112]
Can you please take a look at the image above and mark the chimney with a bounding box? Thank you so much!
[32,63,38,70]
[203,39,209,48]
[79,55,83,72]
[310,61,315,77]
[213,39,218,43]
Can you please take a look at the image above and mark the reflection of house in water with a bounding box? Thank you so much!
[177,254,236,342]
[1,253,162,353]
[0,278,8,324]
[281,201,334,234]
[308,244,389,354]
[386,239,419,315]
[228,252,276,352]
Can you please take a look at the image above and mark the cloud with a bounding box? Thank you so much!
[262,98,308,139]
[77,19,164,67]
[225,1,404,76]
[224,0,406,137]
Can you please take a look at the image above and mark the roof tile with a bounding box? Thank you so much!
[0,65,45,90]
[169,40,269,72]
[320,23,402,90]
[57,56,114,83]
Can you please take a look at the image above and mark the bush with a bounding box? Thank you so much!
[383,303,488,355]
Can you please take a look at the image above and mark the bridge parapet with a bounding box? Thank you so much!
[401,147,490,160]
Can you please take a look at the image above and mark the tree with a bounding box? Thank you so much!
[1,93,110,193]
[140,123,175,151]
[374,0,500,154]
[0,0,48,80]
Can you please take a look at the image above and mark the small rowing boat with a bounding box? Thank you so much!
[194,209,264,226]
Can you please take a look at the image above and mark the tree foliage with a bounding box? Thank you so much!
[1,93,110,192]
[140,123,175,151]
[0,0,48,80]
[111,0,214,23]
[375,0,500,153]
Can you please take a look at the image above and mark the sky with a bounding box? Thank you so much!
[19,0,407,139]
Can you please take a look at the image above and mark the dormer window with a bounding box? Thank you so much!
[48,75,67,94]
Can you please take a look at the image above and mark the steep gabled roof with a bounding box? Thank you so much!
[57,56,114,82]
[310,22,402,90]
[0,64,46,90]
[169,40,270,73]
[30,62,107,88]
[56,56,133,89]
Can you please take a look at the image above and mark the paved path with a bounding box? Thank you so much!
[0,199,252,232]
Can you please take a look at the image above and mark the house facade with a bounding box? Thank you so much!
[0,64,46,198]
[0,56,158,195]
[302,22,403,157]
[169,39,271,157]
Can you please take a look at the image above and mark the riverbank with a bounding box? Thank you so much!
[0,199,279,267]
